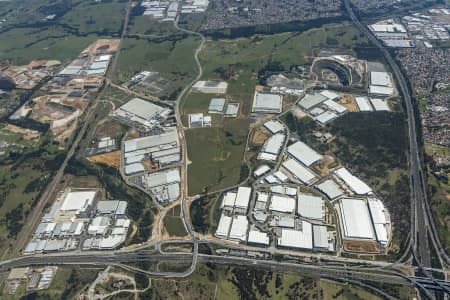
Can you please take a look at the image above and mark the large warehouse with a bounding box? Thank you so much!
[59,190,98,216]
[297,193,325,221]
[282,159,316,184]
[338,198,375,240]
[252,92,283,114]
[192,81,228,94]
[335,167,372,195]
[228,215,249,242]
[110,98,166,128]
[287,141,323,167]
[269,195,296,213]
[277,221,313,250]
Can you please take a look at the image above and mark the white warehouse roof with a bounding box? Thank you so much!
[298,93,327,110]
[287,141,323,167]
[254,165,270,177]
[324,100,347,114]
[355,96,373,112]
[124,130,178,153]
[60,191,97,212]
[247,229,270,245]
[339,198,375,240]
[335,167,372,195]
[320,90,340,100]
[264,120,284,134]
[252,92,282,113]
[235,187,252,210]
[370,71,393,87]
[229,215,248,242]
[262,133,285,155]
[370,98,390,111]
[282,159,316,184]
[277,222,313,250]
[316,179,344,199]
[269,195,296,213]
[112,98,164,124]
[215,214,232,238]
[313,225,330,250]
[221,192,237,208]
[297,193,325,221]
[369,85,394,96]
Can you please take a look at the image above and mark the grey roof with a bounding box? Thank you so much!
[298,93,327,110]
[225,103,239,116]
[124,130,178,152]
[89,61,109,70]
[97,200,120,214]
[208,98,226,113]
[316,179,344,199]
[313,225,329,249]
[113,98,164,125]
[116,201,128,215]
[252,92,282,113]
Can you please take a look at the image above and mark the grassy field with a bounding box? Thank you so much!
[0,26,98,64]
[186,118,249,196]
[133,264,388,300]
[0,135,64,257]
[0,266,101,299]
[128,16,178,36]
[60,0,126,35]
[114,36,200,98]
[163,205,187,237]
[425,143,450,253]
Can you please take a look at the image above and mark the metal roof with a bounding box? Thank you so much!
[124,163,145,175]
[269,195,296,213]
[235,187,251,210]
[316,179,344,199]
[298,93,327,110]
[297,193,325,220]
[252,92,282,113]
[339,198,375,240]
[229,215,248,242]
[282,159,316,184]
[60,191,96,212]
[370,71,392,87]
[370,98,390,111]
[287,141,322,167]
[264,120,284,134]
[277,222,313,249]
[312,225,329,249]
[247,229,270,245]
[215,214,232,238]
[335,167,372,195]
[355,96,373,112]
[124,130,178,152]
[208,98,226,113]
[315,110,338,124]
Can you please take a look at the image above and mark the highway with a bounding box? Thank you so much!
[343,0,449,271]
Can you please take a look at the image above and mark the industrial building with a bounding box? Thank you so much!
[269,194,296,213]
[208,98,226,113]
[277,221,313,250]
[298,93,327,110]
[355,96,374,112]
[234,186,252,212]
[24,188,131,254]
[252,92,283,114]
[297,193,325,221]
[143,168,181,203]
[110,98,168,130]
[335,167,372,195]
[338,198,375,240]
[228,215,249,242]
[369,71,395,96]
[315,111,338,125]
[189,113,204,128]
[282,159,317,184]
[264,120,284,134]
[192,80,228,94]
[123,130,179,174]
[316,179,344,199]
[215,214,232,239]
[367,198,390,247]
[287,141,323,167]
[370,98,390,111]
[258,133,285,162]
[254,165,270,177]
[313,225,334,251]
[247,229,270,246]
[224,103,239,117]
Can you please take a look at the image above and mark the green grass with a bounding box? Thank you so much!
[186,118,249,196]
[321,280,382,300]
[163,205,187,237]
[128,16,178,36]
[0,26,98,64]
[60,0,126,35]
[199,23,367,79]
[115,36,200,98]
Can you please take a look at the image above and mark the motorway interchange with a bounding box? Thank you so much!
[1,2,450,299]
